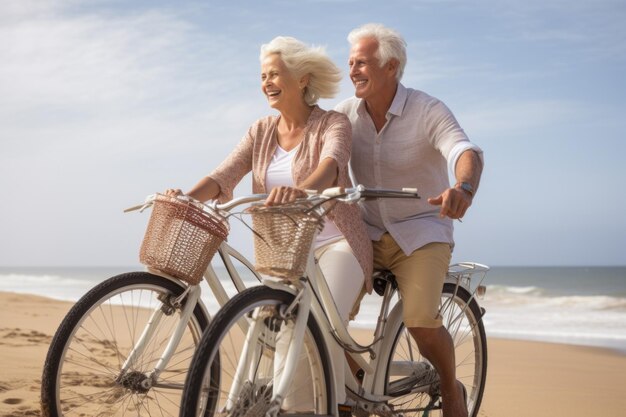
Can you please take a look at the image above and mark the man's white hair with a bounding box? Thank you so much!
[348,23,407,81]
[260,36,341,105]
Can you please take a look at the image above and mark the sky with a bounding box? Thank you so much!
[1,0,625,267]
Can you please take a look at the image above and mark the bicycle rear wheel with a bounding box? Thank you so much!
[384,283,487,417]
[181,285,332,417]
[41,272,213,417]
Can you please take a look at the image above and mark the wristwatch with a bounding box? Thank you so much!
[456,182,474,196]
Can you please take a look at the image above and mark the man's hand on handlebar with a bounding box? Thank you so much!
[428,187,472,220]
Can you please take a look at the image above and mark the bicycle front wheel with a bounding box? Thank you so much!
[384,283,487,417]
[181,285,332,417]
[41,271,213,417]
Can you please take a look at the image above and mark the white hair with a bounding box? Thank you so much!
[260,36,341,105]
[348,23,407,81]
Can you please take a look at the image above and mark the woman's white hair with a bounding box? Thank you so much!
[260,36,341,105]
[348,23,407,81]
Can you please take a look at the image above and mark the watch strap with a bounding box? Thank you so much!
[456,182,474,196]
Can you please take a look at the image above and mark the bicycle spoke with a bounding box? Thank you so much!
[181,287,331,416]
[385,284,486,417]
[65,344,119,376]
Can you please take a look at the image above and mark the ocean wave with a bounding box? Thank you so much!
[486,328,626,351]
[486,285,544,296]
[482,286,626,311]
[0,273,88,287]
[543,295,626,311]
[487,328,626,341]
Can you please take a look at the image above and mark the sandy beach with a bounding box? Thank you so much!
[0,290,625,417]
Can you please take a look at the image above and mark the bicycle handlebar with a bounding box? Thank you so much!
[124,185,419,215]
[124,193,269,215]
[320,184,420,202]
[211,194,268,212]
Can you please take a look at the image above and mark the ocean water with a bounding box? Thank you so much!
[1,265,625,352]
[478,266,626,352]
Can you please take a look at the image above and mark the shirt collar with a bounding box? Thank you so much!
[355,82,408,118]
[356,97,368,117]
[388,82,407,117]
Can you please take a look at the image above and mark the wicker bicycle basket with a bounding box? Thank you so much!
[248,204,323,281]
[139,194,229,285]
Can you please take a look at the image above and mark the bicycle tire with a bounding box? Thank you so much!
[181,285,333,417]
[41,271,214,417]
[384,283,487,417]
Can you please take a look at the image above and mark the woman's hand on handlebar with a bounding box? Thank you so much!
[265,186,308,206]
[164,188,184,197]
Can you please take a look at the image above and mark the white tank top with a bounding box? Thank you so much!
[265,144,343,248]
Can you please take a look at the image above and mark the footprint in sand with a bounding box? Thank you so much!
[2,398,23,404]
[4,409,39,416]
[0,328,52,346]
[1,398,40,416]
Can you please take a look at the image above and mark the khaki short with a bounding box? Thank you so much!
[358,233,451,328]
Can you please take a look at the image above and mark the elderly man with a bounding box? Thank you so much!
[336,24,484,417]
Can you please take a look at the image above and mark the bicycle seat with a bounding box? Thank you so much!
[372,269,398,296]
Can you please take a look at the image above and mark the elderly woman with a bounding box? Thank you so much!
[167,36,372,407]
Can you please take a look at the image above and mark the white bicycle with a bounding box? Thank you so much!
[180,185,489,417]
[41,193,271,417]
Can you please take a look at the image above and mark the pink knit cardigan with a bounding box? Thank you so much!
[209,106,373,291]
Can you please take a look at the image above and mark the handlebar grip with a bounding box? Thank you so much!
[123,204,146,213]
[402,188,418,193]
[322,187,345,197]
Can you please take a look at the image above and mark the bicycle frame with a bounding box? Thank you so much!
[116,194,267,388]
[259,254,394,410]
[118,239,262,389]
[175,186,489,417]
[236,256,488,416]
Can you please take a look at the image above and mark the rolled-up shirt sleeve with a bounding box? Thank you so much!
[425,99,483,174]
[447,142,483,175]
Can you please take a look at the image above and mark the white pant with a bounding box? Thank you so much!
[276,238,365,409]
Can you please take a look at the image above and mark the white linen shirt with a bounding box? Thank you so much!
[336,83,483,255]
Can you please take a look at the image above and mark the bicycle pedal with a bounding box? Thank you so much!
[338,403,353,417]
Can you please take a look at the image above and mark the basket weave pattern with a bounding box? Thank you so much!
[250,205,323,281]
[140,195,228,285]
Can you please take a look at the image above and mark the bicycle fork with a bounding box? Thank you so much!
[117,284,201,391]
[226,286,312,415]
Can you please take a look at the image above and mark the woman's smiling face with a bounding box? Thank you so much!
[261,53,304,111]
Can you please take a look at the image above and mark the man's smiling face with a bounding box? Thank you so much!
[348,37,395,101]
